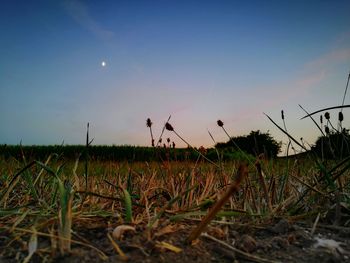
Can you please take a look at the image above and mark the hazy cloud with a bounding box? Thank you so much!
[63,0,114,40]
[305,48,350,72]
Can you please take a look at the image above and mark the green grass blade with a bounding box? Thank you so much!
[122,188,132,223]
[264,113,307,151]
[301,105,350,120]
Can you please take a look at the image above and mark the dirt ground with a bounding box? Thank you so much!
[1,216,350,263]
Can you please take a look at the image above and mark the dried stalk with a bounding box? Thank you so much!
[187,164,248,243]
[255,161,272,212]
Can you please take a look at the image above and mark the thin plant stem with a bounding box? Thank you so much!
[172,129,219,168]
[156,115,171,147]
[341,72,350,113]
[220,125,254,166]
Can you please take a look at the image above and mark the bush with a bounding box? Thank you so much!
[312,129,350,159]
[215,130,281,158]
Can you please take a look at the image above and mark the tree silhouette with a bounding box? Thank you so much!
[216,130,281,158]
[312,129,350,159]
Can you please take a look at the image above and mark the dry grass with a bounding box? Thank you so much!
[1,150,349,261]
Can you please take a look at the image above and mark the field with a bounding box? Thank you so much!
[1,141,350,262]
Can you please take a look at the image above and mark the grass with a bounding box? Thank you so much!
[1,146,349,261]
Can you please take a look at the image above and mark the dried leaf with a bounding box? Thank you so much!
[112,225,136,240]
[314,237,345,254]
[23,227,38,263]
[155,224,181,237]
[156,241,182,253]
[107,233,128,261]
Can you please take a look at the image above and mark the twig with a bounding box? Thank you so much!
[310,212,321,236]
[107,233,128,261]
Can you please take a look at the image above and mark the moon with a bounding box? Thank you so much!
[101,61,106,67]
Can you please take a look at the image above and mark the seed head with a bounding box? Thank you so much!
[199,146,207,155]
[320,115,323,124]
[217,120,224,127]
[167,138,170,143]
[325,112,330,120]
[339,112,344,122]
[146,118,152,127]
[281,110,284,120]
[325,126,330,135]
[165,122,174,131]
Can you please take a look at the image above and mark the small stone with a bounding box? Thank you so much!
[287,234,297,244]
[269,219,290,234]
[271,236,289,249]
[236,234,257,253]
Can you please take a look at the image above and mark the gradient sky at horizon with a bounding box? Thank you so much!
[1,0,350,153]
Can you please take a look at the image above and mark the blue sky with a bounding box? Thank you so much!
[1,1,350,152]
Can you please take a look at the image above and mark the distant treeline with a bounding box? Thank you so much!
[0,144,257,162]
[0,144,182,162]
[3,130,348,162]
[0,130,287,162]
[0,144,217,162]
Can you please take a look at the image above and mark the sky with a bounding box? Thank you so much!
[1,0,350,153]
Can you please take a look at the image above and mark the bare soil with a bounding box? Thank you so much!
[1,217,350,263]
